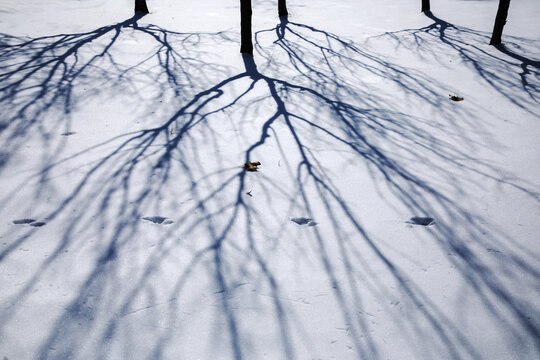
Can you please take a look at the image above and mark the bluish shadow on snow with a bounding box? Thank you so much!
[369,10,539,115]
[0,13,232,175]
[0,12,538,360]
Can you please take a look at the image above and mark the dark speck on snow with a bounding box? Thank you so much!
[408,217,435,226]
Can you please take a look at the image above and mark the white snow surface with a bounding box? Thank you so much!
[1,0,539,359]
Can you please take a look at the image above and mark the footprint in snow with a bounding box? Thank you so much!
[13,219,36,224]
[13,219,47,227]
[142,216,174,225]
[407,217,435,226]
[290,217,318,226]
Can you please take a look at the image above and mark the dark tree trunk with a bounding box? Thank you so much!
[135,0,149,14]
[490,0,511,45]
[240,0,253,55]
[421,0,430,12]
[278,0,288,17]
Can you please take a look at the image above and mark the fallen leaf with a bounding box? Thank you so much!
[244,161,261,172]
[449,95,464,101]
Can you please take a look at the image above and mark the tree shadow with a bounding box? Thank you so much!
[0,13,231,174]
[494,43,540,88]
[368,10,539,113]
[0,14,539,360]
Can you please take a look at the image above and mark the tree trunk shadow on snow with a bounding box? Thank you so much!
[0,15,539,360]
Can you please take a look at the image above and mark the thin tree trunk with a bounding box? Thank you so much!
[278,0,288,17]
[240,0,253,55]
[490,0,511,45]
[135,0,149,14]
[421,0,430,12]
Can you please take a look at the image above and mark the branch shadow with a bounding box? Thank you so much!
[0,13,539,360]
[494,43,540,88]
[0,13,231,174]
[368,10,539,113]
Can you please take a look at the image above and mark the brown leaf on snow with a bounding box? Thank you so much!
[449,95,464,101]
[244,161,261,172]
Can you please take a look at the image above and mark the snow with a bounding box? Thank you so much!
[1,0,539,359]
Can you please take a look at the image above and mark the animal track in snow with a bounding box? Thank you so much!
[13,219,46,227]
[13,219,36,224]
[407,217,435,226]
[142,216,174,225]
[290,217,318,226]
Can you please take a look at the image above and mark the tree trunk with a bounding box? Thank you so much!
[278,0,288,17]
[240,0,253,55]
[421,0,430,12]
[135,0,149,14]
[490,0,511,45]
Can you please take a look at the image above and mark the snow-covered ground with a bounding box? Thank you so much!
[1,0,539,359]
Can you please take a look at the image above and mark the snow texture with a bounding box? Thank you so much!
[1,0,539,359]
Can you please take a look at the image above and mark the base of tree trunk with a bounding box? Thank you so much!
[421,0,430,12]
[278,0,288,17]
[490,0,511,45]
[240,0,253,55]
[242,53,260,78]
[135,0,149,14]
